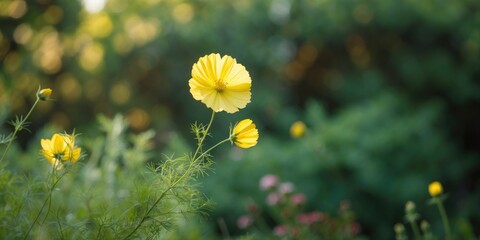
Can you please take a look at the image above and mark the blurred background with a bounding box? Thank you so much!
[1,0,479,238]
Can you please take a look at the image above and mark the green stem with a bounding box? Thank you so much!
[23,167,67,239]
[409,221,421,240]
[436,198,452,240]
[192,111,215,160]
[1,98,40,163]
[195,138,230,161]
[123,112,226,240]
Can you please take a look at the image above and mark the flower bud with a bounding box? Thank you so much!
[38,88,52,101]
[428,181,443,197]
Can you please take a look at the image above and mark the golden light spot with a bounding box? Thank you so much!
[40,50,62,73]
[13,24,33,45]
[124,16,160,46]
[172,3,194,24]
[82,12,113,38]
[33,29,63,73]
[8,0,27,19]
[127,108,151,131]
[110,82,131,105]
[4,52,20,73]
[43,5,64,24]
[353,4,373,25]
[79,42,104,71]
[58,74,82,102]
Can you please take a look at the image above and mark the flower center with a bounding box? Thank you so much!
[214,79,227,92]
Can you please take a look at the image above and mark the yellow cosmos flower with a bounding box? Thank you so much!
[41,133,81,169]
[37,88,52,101]
[189,53,252,113]
[230,119,259,148]
[290,121,306,138]
[428,181,443,197]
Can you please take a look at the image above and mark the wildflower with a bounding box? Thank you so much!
[189,53,252,113]
[41,133,81,169]
[297,211,324,225]
[290,193,306,206]
[237,215,253,229]
[290,121,306,138]
[259,174,279,190]
[428,181,443,197]
[273,225,287,237]
[230,119,258,148]
[37,88,52,101]
[278,182,294,194]
[266,192,282,206]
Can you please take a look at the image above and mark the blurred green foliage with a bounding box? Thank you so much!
[1,0,480,239]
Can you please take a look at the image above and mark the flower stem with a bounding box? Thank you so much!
[23,167,67,239]
[195,138,230,161]
[409,221,421,240]
[123,111,223,239]
[435,198,452,240]
[192,111,215,160]
[1,97,40,163]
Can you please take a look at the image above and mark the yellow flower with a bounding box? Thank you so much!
[37,88,52,101]
[41,133,81,169]
[189,53,252,113]
[290,121,306,138]
[231,119,259,148]
[428,181,443,197]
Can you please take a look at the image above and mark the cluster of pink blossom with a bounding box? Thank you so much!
[236,174,362,238]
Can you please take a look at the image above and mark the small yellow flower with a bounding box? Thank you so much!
[290,121,306,138]
[428,181,443,197]
[189,53,252,113]
[38,88,52,101]
[41,133,81,169]
[231,119,259,148]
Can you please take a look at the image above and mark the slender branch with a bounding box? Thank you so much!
[122,112,229,239]
[192,111,215,160]
[1,98,40,163]
[23,167,68,239]
[436,198,452,240]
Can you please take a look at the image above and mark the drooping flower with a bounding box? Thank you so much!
[189,53,252,113]
[230,119,258,148]
[428,181,443,197]
[41,133,81,169]
[37,88,52,101]
[289,121,306,138]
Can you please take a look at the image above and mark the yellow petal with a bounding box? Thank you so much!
[52,134,67,154]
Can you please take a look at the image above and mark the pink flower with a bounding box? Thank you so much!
[259,174,279,190]
[297,211,325,225]
[237,215,253,229]
[290,193,306,206]
[278,182,294,194]
[273,225,287,237]
[266,192,282,205]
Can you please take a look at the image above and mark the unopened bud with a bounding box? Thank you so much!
[38,88,52,101]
